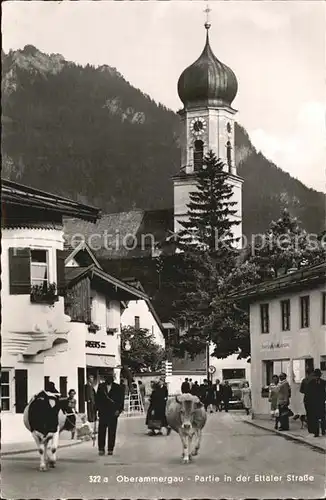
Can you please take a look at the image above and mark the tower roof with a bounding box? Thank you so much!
[177,26,238,109]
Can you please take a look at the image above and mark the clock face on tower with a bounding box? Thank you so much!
[190,117,207,136]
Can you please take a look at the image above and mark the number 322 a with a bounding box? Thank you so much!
[89,476,102,483]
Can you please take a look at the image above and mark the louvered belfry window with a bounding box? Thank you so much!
[194,140,204,171]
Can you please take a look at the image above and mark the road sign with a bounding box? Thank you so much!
[208,365,216,374]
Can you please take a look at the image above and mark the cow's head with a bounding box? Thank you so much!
[175,394,203,431]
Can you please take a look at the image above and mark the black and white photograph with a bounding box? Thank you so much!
[1,1,325,499]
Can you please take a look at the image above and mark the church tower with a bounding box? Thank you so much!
[173,15,243,243]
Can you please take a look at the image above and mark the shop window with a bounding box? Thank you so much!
[281,299,291,331]
[1,370,12,411]
[322,292,326,325]
[263,360,274,386]
[260,303,269,333]
[292,359,306,383]
[300,295,310,328]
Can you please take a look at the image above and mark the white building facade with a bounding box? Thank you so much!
[234,264,326,418]
[1,180,100,424]
[121,299,165,348]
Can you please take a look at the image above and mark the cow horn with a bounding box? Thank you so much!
[175,395,181,404]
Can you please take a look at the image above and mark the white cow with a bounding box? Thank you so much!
[166,393,207,464]
[24,391,67,471]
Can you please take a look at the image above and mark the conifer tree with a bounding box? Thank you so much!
[169,151,242,357]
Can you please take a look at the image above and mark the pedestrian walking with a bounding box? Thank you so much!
[181,378,191,394]
[222,381,233,413]
[277,372,292,431]
[269,375,280,429]
[64,389,77,439]
[95,369,125,456]
[189,379,193,391]
[300,368,314,433]
[200,379,209,409]
[305,368,326,438]
[146,377,171,435]
[241,382,252,415]
[138,380,146,407]
[214,379,222,412]
[85,374,96,423]
[191,381,201,397]
[206,380,215,413]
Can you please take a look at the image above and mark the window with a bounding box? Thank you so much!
[260,304,269,333]
[281,299,291,331]
[264,360,290,386]
[222,369,245,380]
[1,370,11,411]
[134,316,140,329]
[193,140,204,171]
[226,141,232,171]
[300,295,310,328]
[322,292,326,325]
[30,250,48,287]
[263,361,274,386]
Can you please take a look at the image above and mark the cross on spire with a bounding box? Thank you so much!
[204,4,211,30]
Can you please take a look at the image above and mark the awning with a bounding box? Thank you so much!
[86,354,116,368]
[23,336,68,356]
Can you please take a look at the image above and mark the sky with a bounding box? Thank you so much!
[2,0,326,192]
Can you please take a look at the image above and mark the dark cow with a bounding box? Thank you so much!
[166,393,207,464]
[23,390,67,471]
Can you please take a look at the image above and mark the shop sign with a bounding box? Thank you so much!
[85,340,106,349]
[261,340,290,350]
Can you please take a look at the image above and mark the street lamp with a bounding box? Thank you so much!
[124,340,131,352]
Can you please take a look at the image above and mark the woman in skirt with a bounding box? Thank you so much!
[64,389,77,439]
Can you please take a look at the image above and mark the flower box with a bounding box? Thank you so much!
[106,328,117,335]
[30,283,58,306]
[87,322,100,333]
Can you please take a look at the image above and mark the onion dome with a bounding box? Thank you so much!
[177,26,238,108]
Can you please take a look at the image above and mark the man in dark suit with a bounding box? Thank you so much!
[85,375,96,423]
[95,369,125,455]
[305,369,326,438]
[221,381,233,413]
[300,368,314,433]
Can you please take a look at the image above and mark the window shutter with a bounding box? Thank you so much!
[15,369,28,413]
[77,367,85,414]
[9,248,31,295]
[56,250,66,296]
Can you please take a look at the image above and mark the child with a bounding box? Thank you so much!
[76,414,94,441]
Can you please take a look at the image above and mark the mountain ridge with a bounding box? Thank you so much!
[2,45,325,236]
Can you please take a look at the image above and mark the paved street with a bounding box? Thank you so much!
[2,412,324,499]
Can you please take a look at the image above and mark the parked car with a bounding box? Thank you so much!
[222,379,248,409]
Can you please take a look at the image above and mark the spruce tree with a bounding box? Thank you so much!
[170,151,242,357]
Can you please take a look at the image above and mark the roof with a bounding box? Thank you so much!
[63,208,173,259]
[64,241,102,269]
[177,29,237,108]
[65,264,149,302]
[2,179,101,222]
[230,262,326,303]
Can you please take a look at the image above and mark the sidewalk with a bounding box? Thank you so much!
[1,412,145,456]
[1,431,84,456]
[244,415,326,453]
